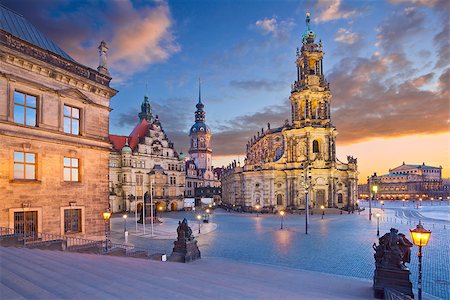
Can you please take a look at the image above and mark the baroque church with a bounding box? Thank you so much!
[221,13,358,211]
[109,96,185,213]
[185,83,221,203]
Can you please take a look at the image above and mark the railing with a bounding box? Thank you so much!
[384,288,413,300]
[0,227,166,259]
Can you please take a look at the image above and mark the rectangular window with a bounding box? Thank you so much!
[64,157,79,182]
[64,209,81,233]
[64,105,80,135]
[14,91,37,126]
[170,176,176,185]
[14,151,36,180]
[136,174,143,184]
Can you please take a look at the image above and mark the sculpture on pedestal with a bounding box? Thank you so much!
[373,228,414,298]
[169,218,201,263]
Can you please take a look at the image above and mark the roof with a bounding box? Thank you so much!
[0,4,74,62]
[109,119,151,153]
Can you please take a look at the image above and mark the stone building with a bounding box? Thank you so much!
[366,163,445,200]
[0,5,117,238]
[109,96,185,213]
[184,84,221,204]
[221,13,358,211]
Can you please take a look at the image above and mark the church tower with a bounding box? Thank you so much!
[138,95,153,122]
[189,80,212,170]
[290,12,332,129]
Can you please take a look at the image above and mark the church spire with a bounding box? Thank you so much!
[138,94,153,122]
[198,78,202,104]
[195,79,205,123]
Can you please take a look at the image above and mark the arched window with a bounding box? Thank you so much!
[338,193,343,204]
[313,140,319,153]
[277,194,283,205]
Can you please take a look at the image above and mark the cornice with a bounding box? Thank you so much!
[0,30,117,97]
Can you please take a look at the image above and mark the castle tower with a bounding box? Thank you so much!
[189,80,212,170]
[290,12,332,129]
[138,95,153,122]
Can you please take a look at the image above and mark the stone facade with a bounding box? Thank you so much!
[185,85,221,203]
[221,14,358,211]
[0,7,117,238]
[109,96,185,213]
[366,163,446,200]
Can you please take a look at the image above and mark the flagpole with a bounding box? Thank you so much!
[142,176,146,235]
[135,183,138,232]
[150,178,154,237]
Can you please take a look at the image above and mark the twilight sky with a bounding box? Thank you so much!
[5,0,449,180]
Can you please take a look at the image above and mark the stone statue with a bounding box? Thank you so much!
[176,218,193,242]
[372,228,414,298]
[170,218,201,263]
[372,228,413,270]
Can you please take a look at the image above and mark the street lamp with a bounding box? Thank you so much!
[402,199,406,207]
[279,211,285,229]
[122,214,128,232]
[375,212,380,236]
[102,211,112,252]
[380,200,384,211]
[196,214,201,234]
[320,205,325,219]
[370,181,378,221]
[255,204,260,217]
[410,222,432,300]
[356,200,360,215]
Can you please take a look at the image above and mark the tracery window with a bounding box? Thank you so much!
[313,140,319,153]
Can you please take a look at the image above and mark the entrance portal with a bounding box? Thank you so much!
[170,202,177,211]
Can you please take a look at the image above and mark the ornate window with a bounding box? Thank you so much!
[64,157,79,182]
[337,193,343,204]
[14,151,36,180]
[64,209,81,233]
[277,194,283,205]
[14,91,37,126]
[313,140,319,153]
[64,105,80,135]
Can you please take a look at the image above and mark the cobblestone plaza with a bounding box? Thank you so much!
[111,201,450,299]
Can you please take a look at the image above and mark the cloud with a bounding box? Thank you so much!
[314,0,358,22]
[411,73,434,88]
[254,17,295,40]
[255,18,277,32]
[376,7,425,52]
[334,28,360,44]
[388,0,438,6]
[2,0,179,81]
[229,80,285,92]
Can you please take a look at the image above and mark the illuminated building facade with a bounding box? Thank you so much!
[366,163,445,200]
[221,14,358,211]
[109,96,185,213]
[0,5,117,238]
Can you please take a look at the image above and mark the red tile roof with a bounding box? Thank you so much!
[109,119,150,153]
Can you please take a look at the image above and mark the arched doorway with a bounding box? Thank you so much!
[276,194,283,206]
[170,202,177,211]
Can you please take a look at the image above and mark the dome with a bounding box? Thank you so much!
[178,152,185,160]
[122,144,132,154]
[190,122,210,134]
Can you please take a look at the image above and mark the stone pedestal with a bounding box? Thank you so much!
[373,267,413,299]
[169,239,201,263]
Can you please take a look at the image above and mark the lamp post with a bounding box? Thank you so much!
[375,212,380,236]
[255,204,260,217]
[371,183,378,221]
[410,222,432,300]
[356,200,360,215]
[279,210,285,229]
[380,200,384,211]
[320,205,325,219]
[196,214,201,234]
[123,214,128,244]
[102,211,112,252]
[402,199,405,207]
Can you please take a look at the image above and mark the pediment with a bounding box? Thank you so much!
[58,88,94,104]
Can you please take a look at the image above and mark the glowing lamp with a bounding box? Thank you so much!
[122,214,127,219]
[280,211,285,216]
[375,212,380,218]
[372,185,378,193]
[255,204,260,210]
[206,208,210,214]
[196,214,201,220]
[102,211,112,220]
[320,205,325,210]
[410,222,431,247]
